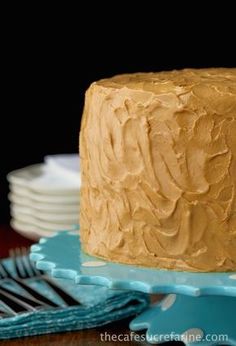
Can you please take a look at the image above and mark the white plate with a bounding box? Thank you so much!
[8,194,79,212]
[10,219,56,240]
[45,154,80,184]
[10,199,79,214]
[8,190,79,204]
[11,212,77,231]
[7,164,80,195]
[11,205,79,222]
[10,202,79,214]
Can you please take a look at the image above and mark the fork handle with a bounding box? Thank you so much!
[0,285,46,308]
[0,290,28,314]
[43,277,80,306]
[12,277,59,307]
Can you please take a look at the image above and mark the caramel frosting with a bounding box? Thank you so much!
[80,68,236,272]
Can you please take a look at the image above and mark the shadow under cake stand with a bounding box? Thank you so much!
[30,231,236,345]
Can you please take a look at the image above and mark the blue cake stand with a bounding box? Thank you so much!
[30,231,236,345]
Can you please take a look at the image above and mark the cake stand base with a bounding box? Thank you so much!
[30,231,236,346]
[130,294,236,345]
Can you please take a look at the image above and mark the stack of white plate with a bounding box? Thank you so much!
[7,154,80,240]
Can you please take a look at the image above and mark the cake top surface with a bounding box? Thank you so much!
[95,68,236,95]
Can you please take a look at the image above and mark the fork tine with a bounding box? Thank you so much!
[0,263,5,278]
[26,253,40,276]
[22,248,43,276]
[9,248,81,307]
[18,248,30,277]
[17,248,30,278]
[2,249,60,307]
[0,261,11,278]
[18,248,29,277]
[9,249,18,277]
[9,248,26,278]
[20,248,28,257]
[21,248,37,276]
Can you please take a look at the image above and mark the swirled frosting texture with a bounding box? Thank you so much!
[80,68,236,272]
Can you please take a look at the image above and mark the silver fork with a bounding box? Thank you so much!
[10,248,81,306]
[0,283,50,310]
[0,308,8,317]
[0,258,59,308]
[0,287,36,314]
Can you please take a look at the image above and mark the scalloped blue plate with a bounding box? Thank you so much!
[30,231,236,297]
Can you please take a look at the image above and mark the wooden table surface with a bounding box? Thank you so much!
[0,225,173,346]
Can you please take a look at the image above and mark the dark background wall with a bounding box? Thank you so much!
[1,9,235,222]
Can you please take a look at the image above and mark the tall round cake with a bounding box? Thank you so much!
[80,68,236,272]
